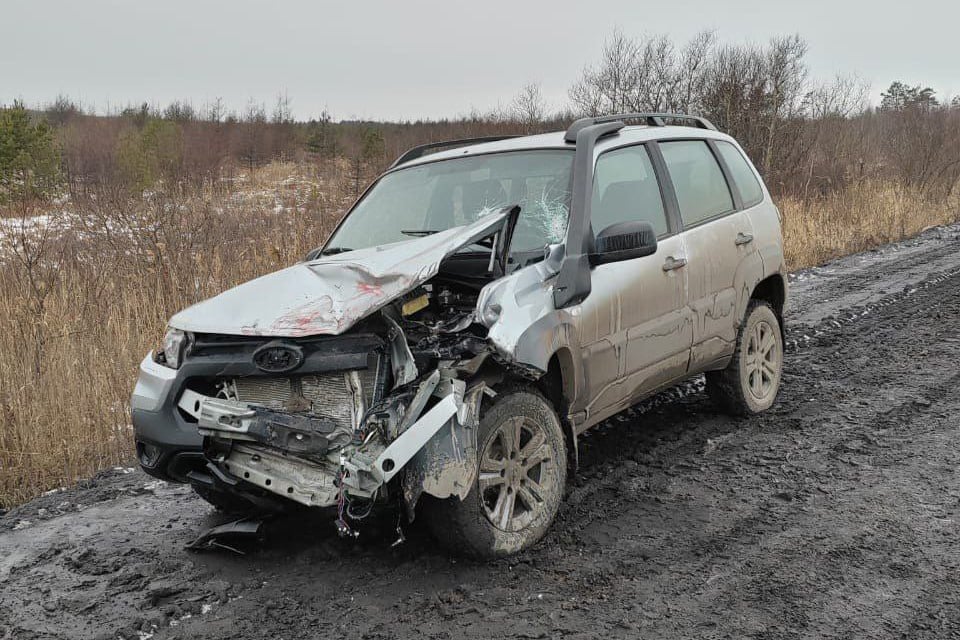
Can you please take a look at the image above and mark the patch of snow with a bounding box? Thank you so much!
[168,613,193,627]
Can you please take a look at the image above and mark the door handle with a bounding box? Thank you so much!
[735,232,754,246]
[662,256,687,271]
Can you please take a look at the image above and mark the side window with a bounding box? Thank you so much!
[715,141,765,207]
[591,145,668,237]
[660,140,734,227]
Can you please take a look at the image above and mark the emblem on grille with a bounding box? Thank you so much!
[252,341,305,373]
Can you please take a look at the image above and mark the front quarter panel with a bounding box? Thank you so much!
[478,259,584,406]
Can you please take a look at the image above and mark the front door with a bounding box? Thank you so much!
[577,144,692,423]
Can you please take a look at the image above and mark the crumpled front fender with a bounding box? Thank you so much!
[400,384,486,517]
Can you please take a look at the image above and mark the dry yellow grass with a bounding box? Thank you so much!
[781,181,960,270]
[0,161,350,507]
[0,171,957,507]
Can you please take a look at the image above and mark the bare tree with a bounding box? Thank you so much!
[272,92,294,125]
[761,35,808,177]
[205,97,226,123]
[511,83,546,130]
[569,29,639,116]
[805,74,870,119]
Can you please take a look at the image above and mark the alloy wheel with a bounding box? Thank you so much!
[745,319,781,402]
[478,416,557,532]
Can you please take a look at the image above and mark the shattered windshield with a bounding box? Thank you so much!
[326,149,574,255]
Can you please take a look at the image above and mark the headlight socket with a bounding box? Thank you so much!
[160,328,188,369]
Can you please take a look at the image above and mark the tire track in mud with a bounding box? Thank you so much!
[3,225,960,639]
[785,259,960,353]
[786,223,960,323]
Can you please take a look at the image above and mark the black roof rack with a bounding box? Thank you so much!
[564,112,717,143]
[390,135,520,168]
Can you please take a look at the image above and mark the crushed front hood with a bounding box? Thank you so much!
[169,211,509,337]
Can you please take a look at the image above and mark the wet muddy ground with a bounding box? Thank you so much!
[3,224,960,640]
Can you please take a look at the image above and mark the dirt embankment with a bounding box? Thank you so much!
[3,224,960,640]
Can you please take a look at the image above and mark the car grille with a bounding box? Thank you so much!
[231,368,379,433]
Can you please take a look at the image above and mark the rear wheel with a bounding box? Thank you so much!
[707,300,783,415]
[422,390,567,558]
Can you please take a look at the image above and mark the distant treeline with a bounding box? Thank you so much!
[4,29,960,203]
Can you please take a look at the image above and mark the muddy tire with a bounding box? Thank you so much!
[192,485,254,514]
[707,300,784,416]
[422,390,567,558]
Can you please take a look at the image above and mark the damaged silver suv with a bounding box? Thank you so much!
[132,113,787,557]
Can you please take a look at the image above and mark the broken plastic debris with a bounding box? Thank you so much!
[185,517,266,553]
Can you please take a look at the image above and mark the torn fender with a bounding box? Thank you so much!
[340,378,483,512]
[401,384,485,515]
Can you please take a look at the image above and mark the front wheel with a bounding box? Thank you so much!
[422,390,567,558]
[707,300,784,415]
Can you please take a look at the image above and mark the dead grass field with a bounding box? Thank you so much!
[781,181,959,267]
[0,164,957,507]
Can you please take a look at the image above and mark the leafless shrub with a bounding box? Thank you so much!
[879,102,960,200]
[511,83,547,131]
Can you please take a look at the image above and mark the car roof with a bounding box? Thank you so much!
[394,124,737,170]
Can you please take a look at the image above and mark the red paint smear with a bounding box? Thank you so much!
[270,296,341,336]
[355,282,384,297]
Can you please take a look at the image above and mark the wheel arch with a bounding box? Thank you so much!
[750,273,787,340]
[536,347,579,472]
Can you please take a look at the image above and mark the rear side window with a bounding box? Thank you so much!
[660,140,733,227]
[592,145,668,237]
[715,141,764,207]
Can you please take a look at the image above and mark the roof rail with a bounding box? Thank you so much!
[390,135,520,168]
[564,112,717,143]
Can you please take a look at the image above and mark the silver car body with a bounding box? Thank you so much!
[132,121,786,516]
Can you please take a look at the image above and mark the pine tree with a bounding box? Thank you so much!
[880,82,939,112]
[0,101,61,202]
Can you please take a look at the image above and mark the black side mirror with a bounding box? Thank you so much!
[589,220,658,266]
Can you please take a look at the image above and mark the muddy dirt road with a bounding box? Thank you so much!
[4,224,960,640]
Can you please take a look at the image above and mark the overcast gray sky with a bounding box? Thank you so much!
[2,0,958,121]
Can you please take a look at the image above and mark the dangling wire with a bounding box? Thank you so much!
[334,467,358,538]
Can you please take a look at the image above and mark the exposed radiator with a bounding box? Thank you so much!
[230,367,378,434]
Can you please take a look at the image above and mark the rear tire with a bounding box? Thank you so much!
[421,390,567,558]
[707,300,783,416]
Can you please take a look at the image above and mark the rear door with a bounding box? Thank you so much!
[578,144,692,422]
[655,139,760,371]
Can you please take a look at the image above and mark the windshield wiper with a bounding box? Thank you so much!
[401,229,440,237]
[319,246,353,256]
